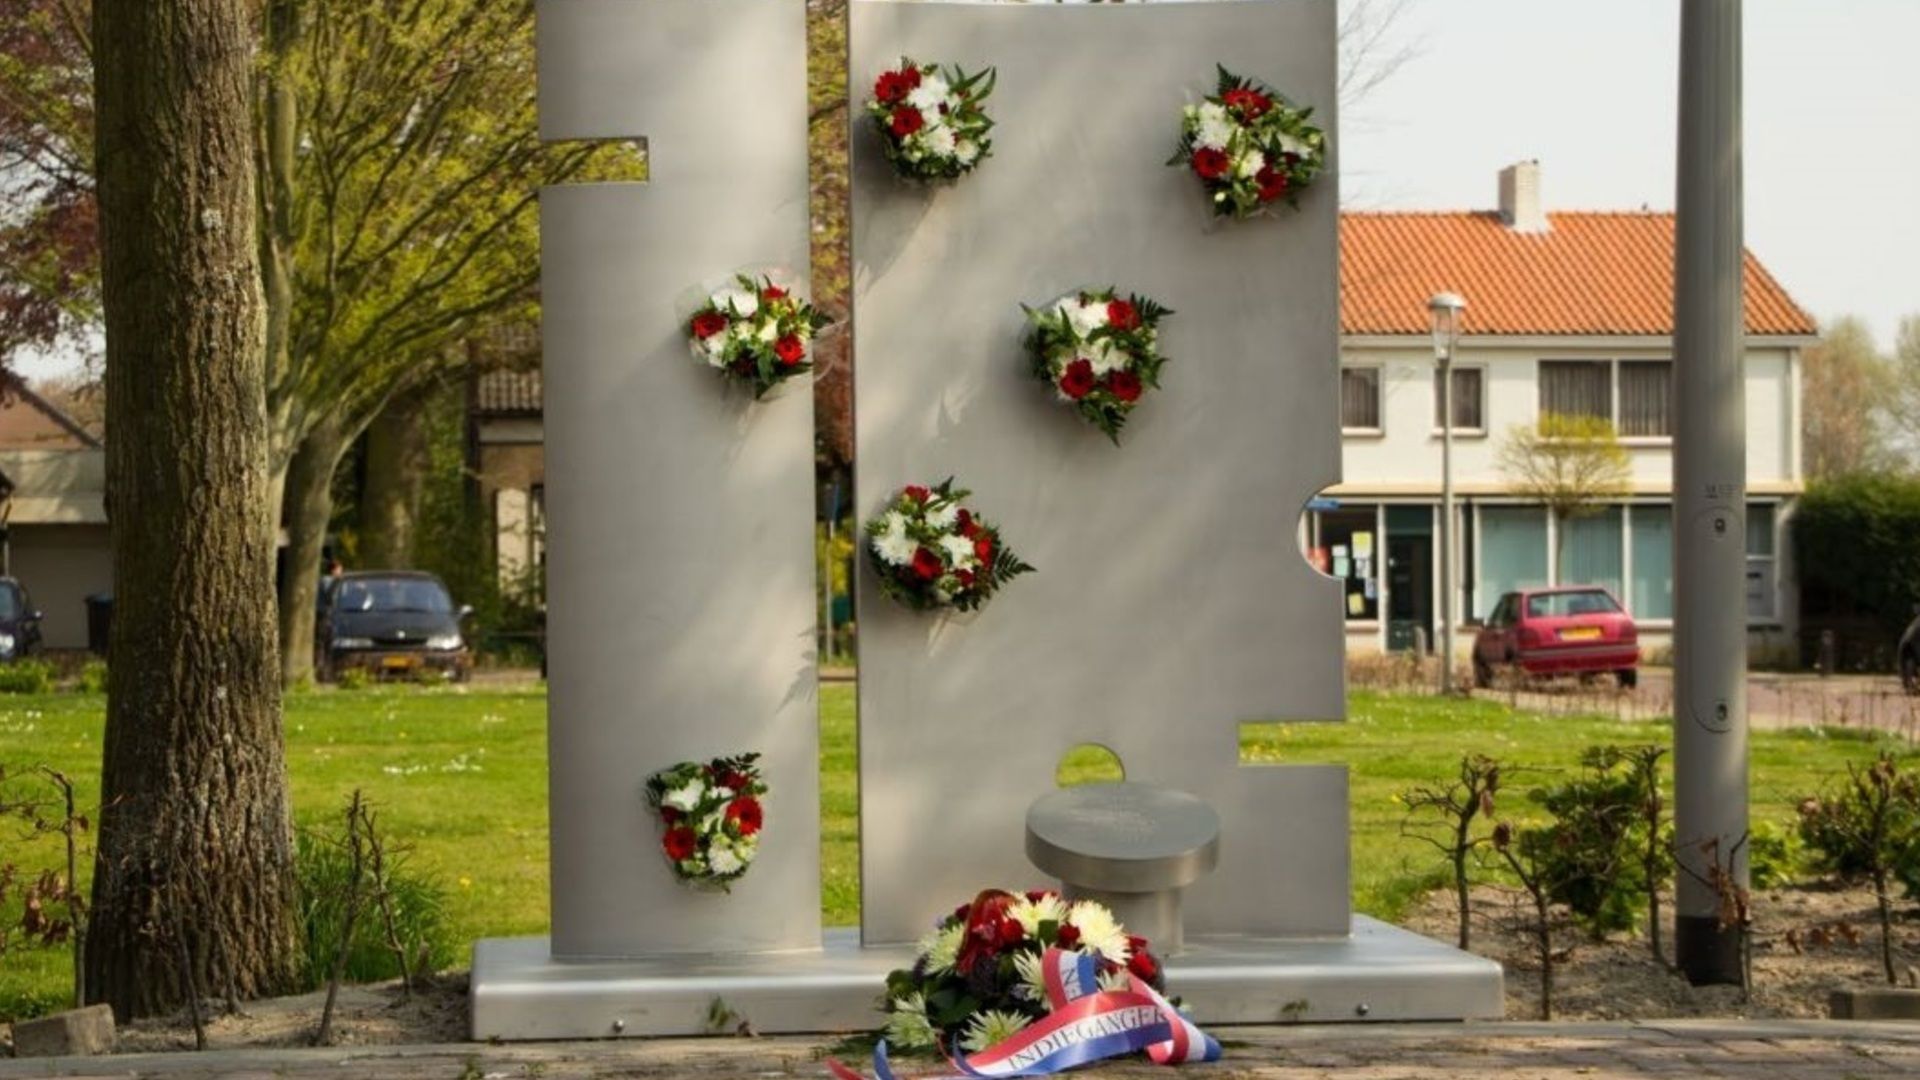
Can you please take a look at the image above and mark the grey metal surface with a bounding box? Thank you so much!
[1026,782,1221,891]
[470,918,1502,1039]
[1671,0,1749,985]
[851,0,1348,946]
[537,0,820,958]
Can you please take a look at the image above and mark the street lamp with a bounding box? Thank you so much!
[1429,292,1466,695]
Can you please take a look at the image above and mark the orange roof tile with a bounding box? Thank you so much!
[1339,211,1817,338]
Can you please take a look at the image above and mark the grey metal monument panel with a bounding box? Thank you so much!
[539,0,819,958]
[852,0,1349,946]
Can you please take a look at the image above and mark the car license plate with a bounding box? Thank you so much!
[382,656,416,670]
[1560,627,1602,642]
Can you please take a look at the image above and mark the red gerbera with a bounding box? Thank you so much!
[1191,147,1230,181]
[1128,948,1160,982]
[662,826,697,861]
[974,535,993,563]
[1106,299,1140,331]
[1222,87,1273,118]
[761,283,788,301]
[774,335,806,366]
[1107,370,1143,403]
[725,796,764,837]
[956,508,975,535]
[718,771,750,792]
[1054,924,1082,950]
[874,69,915,104]
[690,311,729,339]
[1059,358,1097,399]
[911,547,943,581]
[1255,165,1289,203]
[955,568,976,589]
[903,485,930,503]
[890,106,924,139]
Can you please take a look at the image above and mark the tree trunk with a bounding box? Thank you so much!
[88,0,301,1019]
[279,416,349,685]
[1876,868,1897,985]
[1452,847,1471,951]
[1534,892,1554,1021]
[358,387,432,569]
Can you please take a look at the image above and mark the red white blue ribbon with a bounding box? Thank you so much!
[829,948,1220,1080]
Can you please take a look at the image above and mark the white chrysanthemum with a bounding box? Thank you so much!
[923,123,958,159]
[1012,949,1048,1002]
[918,923,964,975]
[938,533,976,570]
[662,778,706,812]
[1196,104,1236,152]
[905,75,951,112]
[1067,901,1131,965]
[1275,132,1313,158]
[955,140,981,165]
[925,500,959,529]
[885,993,939,1050]
[1085,339,1129,376]
[1066,299,1109,338]
[1010,892,1069,937]
[709,846,743,875]
[960,1010,1031,1053]
[1236,149,1267,179]
[873,511,915,567]
[1097,969,1133,993]
[711,286,758,318]
[755,320,779,343]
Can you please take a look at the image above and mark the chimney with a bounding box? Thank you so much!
[1498,160,1548,232]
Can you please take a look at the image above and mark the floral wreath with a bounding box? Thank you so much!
[865,480,1032,612]
[1169,66,1326,219]
[644,753,766,890]
[686,275,831,398]
[881,889,1170,1054]
[867,57,996,181]
[1023,289,1173,442]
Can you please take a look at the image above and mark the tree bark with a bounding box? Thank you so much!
[279,415,348,685]
[88,0,300,1019]
[358,387,432,569]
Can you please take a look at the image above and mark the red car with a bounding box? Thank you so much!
[1472,586,1640,689]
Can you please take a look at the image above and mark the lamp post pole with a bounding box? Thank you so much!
[1430,293,1466,695]
[1673,0,1748,986]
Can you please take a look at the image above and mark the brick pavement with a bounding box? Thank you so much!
[4,1021,1920,1080]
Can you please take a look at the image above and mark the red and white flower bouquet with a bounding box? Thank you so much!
[865,480,1032,613]
[686,274,831,398]
[880,889,1171,1053]
[1169,66,1326,220]
[644,753,766,890]
[1023,289,1173,442]
[866,57,996,182]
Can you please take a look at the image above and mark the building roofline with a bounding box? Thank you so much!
[1,372,103,449]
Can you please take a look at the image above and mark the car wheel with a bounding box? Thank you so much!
[1617,668,1638,690]
[1472,658,1493,689]
[1902,652,1919,697]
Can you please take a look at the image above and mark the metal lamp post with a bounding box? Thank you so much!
[1429,292,1466,695]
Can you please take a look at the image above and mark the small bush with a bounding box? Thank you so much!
[334,667,371,691]
[295,827,456,988]
[1748,818,1807,889]
[1527,747,1649,938]
[0,660,54,695]
[74,660,107,695]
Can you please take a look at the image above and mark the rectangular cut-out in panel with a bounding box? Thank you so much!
[852,0,1350,946]
[538,0,819,959]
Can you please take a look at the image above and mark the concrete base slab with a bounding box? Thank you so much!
[1829,986,1920,1020]
[470,917,1504,1039]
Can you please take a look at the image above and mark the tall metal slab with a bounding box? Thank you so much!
[538,0,819,958]
[851,0,1350,945]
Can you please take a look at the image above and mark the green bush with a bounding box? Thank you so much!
[1795,473,1920,669]
[1747,818,1807,889]
[295,829,456,989]
[74,660,108,695]
[1526,747,1651,938]
[0,660,54,694]
[334,667,372,691]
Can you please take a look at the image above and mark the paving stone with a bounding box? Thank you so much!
[1829,986,1920,1020]
[9,1005,115,1058]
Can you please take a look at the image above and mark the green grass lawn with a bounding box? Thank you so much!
[0,683,1908,1017]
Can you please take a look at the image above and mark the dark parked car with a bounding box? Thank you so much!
[1473,586,1640,689]
[1900,610,1920,695]
[0,577,44,661]
[317,571,472,682]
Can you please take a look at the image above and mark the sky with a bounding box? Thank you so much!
[1339,0,1920,349]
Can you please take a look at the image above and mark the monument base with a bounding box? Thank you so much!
[470,918,1504,1039]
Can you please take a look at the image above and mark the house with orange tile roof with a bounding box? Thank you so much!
[0,372,110,651]
[1320,161,1818,661]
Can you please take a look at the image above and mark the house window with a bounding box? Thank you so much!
[1747,503,1776,620]
[1539,360,1612,421]
[1341,367,1381,432]
[1433,367,1484,432]
[1558,507,1624,599]
[1629,505,1673,620]
[1476,506,1549,619]
[1618,361,1673,437]
[1314,507,1379,621]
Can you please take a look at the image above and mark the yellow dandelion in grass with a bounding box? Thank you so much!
[459,876,474,890]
